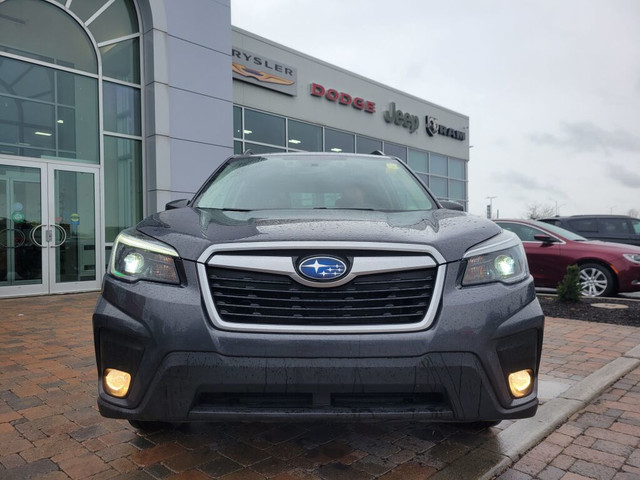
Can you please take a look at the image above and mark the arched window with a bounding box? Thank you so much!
[0,0,143,243]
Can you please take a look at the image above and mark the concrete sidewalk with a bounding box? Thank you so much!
[1,292,639,480]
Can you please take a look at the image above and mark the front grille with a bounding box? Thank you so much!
[206,266,437,326]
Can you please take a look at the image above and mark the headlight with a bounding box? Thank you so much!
[462,231,528,286]
[110,230,180,284]
[623,253,640,264]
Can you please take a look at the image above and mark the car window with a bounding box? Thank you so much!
[568,218,598,232]
[497,222,545,242]
[632,219,640,234]
[193,155,436,211]
[540,218,560,225]
[531,220,587,240]
[598,218,630,234]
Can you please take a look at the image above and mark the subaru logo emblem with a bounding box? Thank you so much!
[298,256,347,281]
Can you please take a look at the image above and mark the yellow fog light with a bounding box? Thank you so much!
[508,369,533,398]
[103,368,132,398]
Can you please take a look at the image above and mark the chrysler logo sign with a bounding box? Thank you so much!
[232,47,297,96]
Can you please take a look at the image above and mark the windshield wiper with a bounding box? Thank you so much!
[319,207,378,211]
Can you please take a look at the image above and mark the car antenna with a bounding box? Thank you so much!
[370,150,385,155]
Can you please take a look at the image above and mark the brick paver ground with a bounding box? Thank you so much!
[496,365,640,480]
[1,293,639,479]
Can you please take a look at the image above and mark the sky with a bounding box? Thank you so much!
[230,0,640,219]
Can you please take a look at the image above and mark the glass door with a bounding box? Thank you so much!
[0,159,102,297]
[47,164,101,294]
[0,162,46,296]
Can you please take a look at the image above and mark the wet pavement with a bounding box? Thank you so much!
[1,292,639,480]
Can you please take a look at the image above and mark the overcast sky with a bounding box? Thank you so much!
[230,0,640,218]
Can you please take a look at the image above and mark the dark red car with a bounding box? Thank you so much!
[496,219,640,297]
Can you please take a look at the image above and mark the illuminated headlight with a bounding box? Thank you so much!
[623,253,640,264]
[110,230,180,284]
[462,231,528,286]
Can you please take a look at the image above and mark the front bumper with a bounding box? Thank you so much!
[93,259,544,423]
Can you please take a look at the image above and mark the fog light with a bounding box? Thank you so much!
[508,369,533,398]
[103,368,131,398]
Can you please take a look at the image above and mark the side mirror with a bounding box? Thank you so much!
[165,199,189,210]
[439,200,465,212]
[534,234,559,244]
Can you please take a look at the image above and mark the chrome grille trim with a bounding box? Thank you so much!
[197,241,446,334]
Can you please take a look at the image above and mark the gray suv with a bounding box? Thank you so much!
[539,215,640,247]
[93,152,544,429]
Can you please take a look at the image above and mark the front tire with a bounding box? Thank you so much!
[579,263,614,297]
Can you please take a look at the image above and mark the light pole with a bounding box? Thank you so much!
[548,199,564,216]
[486,196,497,219]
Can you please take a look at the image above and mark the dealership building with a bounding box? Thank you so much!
[0,0,469,298]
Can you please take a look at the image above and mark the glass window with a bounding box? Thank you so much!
[415,172,428,186]
[449,157,466,180]
[497,223,547,243]
[244,142,285,154]
[99,38,140,84]
[233,106,242,139]
[1,58,54,102]
[83,0,139,44]
[288,120,322,151]
[0,0,97,73]
[429,176,447,198]
[103,81,141,136]
[104,136,142,242]
[383,142,406,161]
[449,179,466,200]
[598,218,629,234]
[234,141,243,155]
[68,0,112,23]
[244,109,285,146]
[324,129,354,153]
[408,149,428,173]
[430,153,447,176]
[0,57,98,163]
[568,219,597,232]
[632,219,640,234]
[356,136,382,154]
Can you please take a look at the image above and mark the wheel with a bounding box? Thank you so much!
[579,263,615,297]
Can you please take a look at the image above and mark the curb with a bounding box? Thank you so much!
[429,344,640,480]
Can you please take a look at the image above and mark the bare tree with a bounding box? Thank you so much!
[523,203,556,220]
[627,208,639,218]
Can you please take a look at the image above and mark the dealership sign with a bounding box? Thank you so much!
[232,47,297,96]
[383,102,419,133]
[310,83,376,113]
[426,116,466,141]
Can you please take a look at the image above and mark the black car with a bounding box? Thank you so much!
[93,152,544,429]
[539,215,640,247]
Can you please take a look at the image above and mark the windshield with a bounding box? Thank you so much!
[193,154,436,212]
[533,220,588,241]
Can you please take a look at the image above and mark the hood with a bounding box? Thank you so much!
[135,207,502,263]
[580,240,640,254]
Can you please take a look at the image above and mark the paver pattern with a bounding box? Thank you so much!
[496,365,640,480]
[1,293,639,479]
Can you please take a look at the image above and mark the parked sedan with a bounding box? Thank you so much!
[496,219,640,297]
